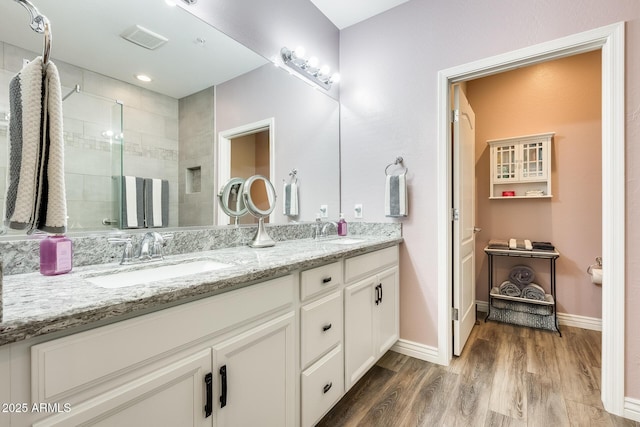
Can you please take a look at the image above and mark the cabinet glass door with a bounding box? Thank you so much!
[494,145,517,181]
[521,141,545,179]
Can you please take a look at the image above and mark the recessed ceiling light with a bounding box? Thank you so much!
[135,74,152,82]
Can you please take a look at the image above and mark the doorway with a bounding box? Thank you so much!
[217,118,275,225]
[438,22,625,415]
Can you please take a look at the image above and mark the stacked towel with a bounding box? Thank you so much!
[509,265,535,288]
[521,283,546,301]
[487,239,509,249]
[144,178,169,228]
[4,57,67,234]
[122,176,144,228]
[385,173,408,217]
[532,241,555,251]
[499,281,522,297]
[282,181,298,216]
[509,238,532,250]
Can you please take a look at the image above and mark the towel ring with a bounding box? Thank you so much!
[385,156,408,176]
[284,168,298,185]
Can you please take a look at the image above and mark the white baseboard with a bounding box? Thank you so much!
[391,339,440,364]
[624,397,640,422]
[475,300,602,331]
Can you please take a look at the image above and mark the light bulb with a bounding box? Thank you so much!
[293,46,306,59]
[307,56,319,68]
[319,65,330,76]
[329,73,341,84]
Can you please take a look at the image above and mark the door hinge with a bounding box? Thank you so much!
[451,208,459,221]
[451,109,459,123]
[452,307,459,321]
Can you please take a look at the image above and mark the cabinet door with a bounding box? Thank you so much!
[520,140,547,180]
[493,144,518,182]
[33,350,213,427]
[344,277,377,390]
[376,267,399,356]
[213,312,295,427]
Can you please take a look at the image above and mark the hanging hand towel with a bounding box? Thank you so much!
[4,57,67,233]
[384,173,407,217]
[144,178,169,227]
[122,176,144,228]
[282,181,298,216]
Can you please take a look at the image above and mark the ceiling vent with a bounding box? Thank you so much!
[120,25,168,50]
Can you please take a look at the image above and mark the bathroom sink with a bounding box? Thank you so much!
[87,260,233,289]
[322,237,365,245]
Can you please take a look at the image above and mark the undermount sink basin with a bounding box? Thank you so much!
[87,260,233,289]
[322,237,365,245]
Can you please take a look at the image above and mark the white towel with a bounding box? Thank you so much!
[283,181,298,216]
[4,57,67,234]
[144,178,169,227]
[384,173,407,217]
[122,176,144,228]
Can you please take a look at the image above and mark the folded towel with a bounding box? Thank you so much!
[283,181,298,216]
[521,283,546,301]
[385,173,408,217]
[499,281,522,297]
[122,176,144,228]
[4,57,67,234]
[144,178,169,227]
[509,265,535,287]
[532,241,555,251]
[488,239,509,249]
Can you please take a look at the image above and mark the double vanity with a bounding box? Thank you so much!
[0,228,401,426]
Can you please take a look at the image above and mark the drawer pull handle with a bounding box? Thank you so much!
[204,373,213,417]
[219,365,227,408]
[323,382,333,394]
[322,323,332,332]
[322,276,332,284]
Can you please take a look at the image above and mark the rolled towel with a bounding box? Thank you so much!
[521,283,546,301]
[499,281,522,297]
[509,265,535,287]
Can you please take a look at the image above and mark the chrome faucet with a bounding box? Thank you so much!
[320,221,338,238]
[109,232,174,265]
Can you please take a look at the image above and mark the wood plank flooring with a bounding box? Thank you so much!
[318,321,638,427]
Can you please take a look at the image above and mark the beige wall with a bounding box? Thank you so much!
[466,50,602,318]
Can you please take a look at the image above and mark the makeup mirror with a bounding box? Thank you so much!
[218,177,247,224]
[242,175,276,248]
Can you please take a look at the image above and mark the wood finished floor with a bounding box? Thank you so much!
[318,320,638,427]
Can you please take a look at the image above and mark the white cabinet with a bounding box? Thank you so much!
[487,132,554,199]
[344,247,399,390]
[33,349,213,427]
[213,312,295,427]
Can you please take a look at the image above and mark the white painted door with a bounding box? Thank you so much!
[213,312,295,427]
[344,276,377,390]
[375,267,399,356]
[452,84,477,356]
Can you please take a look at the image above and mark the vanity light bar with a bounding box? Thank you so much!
[280,46,340,91]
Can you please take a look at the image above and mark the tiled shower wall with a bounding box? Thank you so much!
[0,41,179,230]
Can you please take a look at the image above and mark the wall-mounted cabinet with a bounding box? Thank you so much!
[487,132,554,199]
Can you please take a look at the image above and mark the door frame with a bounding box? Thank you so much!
[436,22,625,415]
[217,117,276,225]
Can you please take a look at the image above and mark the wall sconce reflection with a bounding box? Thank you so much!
[280,46,340,90]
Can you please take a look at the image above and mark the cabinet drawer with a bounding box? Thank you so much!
[301,345,344,427]
[300,261,342,301]
[300,290,342,368]
[344,246,398,283]
[31,275,294,403]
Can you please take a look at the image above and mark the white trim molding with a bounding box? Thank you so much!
[624,398,640,422]
[391,339,440,364]
[437,22,626,415]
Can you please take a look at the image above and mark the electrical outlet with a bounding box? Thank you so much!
[354,204,363,219]
[23,58,30,67]
[319,205,328,218]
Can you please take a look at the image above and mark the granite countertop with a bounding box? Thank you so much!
[0,235,401,346]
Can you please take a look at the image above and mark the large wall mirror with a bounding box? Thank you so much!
[0,0,340,237]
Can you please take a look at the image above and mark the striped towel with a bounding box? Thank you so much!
[283,181,298,216]
[144,178,169,228]
[385,173,408,217]
[4,57,67,234]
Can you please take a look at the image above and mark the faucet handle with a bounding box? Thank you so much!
[108,236,133,264]
[160,233,174,245]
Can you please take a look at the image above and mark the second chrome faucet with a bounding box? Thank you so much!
[109,231,174,265]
